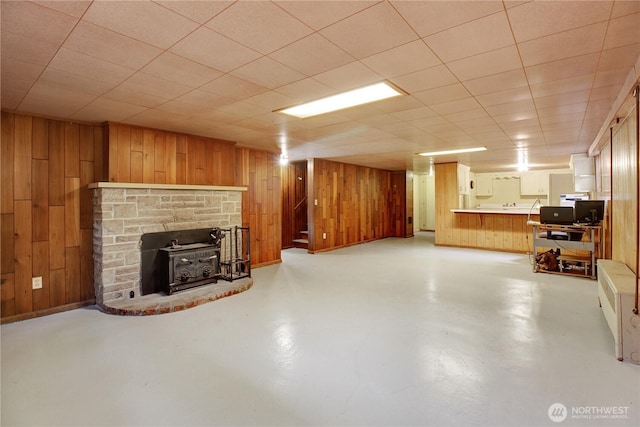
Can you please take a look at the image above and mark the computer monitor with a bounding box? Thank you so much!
[540,206,575,225]
[574,200,605,225]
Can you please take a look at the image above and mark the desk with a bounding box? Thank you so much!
[532,223,601,279]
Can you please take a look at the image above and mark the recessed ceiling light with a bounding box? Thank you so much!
[417,147,487,156]
[277,82,405,118]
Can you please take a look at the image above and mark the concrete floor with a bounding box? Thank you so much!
[2,232,639,426]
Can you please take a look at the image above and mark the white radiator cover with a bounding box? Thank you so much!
[597,259,640,364]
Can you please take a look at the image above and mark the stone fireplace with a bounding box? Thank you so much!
[90,182,252,314]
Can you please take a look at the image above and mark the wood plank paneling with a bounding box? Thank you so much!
[1,273,15,317]
[14,200,32,314]
[2,112,100,320]
[80,229,93,301]
[311,158,391,252]
[32,159,49,242]
[48,121,65,206]
[65,177,80,247]
[14,115,32,200]
[32,240,50,311]
[611,104,638,270]
[80,161,94,230]
[65,123,80,178]
[32,117,48,160]
[235,147,281,266]
[435,163,458,246]
[1,112,15,213]
[65,246,81,304]
[49,206,65,269]
[108,123,237,186]
[49,268,65,308]
[1,214,14,274]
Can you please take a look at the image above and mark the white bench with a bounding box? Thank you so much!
[597,259,640,363]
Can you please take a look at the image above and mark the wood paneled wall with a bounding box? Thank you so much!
[281,161,307,249]
[1,112,105,319]
[390,171,413,238]
[309,158,392,252]
[435,163,459,246]
[108,123,236,186]
[611,103,638,271]
[107,123,281,267]
[235,148,281,266]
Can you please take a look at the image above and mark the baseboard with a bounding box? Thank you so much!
[1,300,96,324]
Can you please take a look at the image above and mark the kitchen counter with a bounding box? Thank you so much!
[439,209,540,253]
[452,208,540,215]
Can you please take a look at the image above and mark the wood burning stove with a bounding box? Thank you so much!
[159,242,220,294]
[140,227,250,296]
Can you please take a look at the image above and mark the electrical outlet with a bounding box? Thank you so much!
[32,276,43,290]
[322,232,327,239]
[314,199,318,206]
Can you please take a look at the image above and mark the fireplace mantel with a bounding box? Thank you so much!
[91,182,250,314]
[89,182,247,192]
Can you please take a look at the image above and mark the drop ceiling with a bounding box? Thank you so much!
[2,0,640,173]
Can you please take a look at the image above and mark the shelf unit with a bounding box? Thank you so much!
[532,223,601,279]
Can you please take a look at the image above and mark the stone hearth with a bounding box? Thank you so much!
[90,182,250,315]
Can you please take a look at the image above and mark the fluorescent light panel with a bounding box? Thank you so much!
[418,147,487,156]
[278,82,404,118]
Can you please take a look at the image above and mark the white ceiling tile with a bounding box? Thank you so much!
[475,86,532,107]
[314,61,383,91]
[170,27,261,72]
[604,12,640,50]
[430,97,482,115]
[463,69,528,95]
[83,1,198,49]
[154,0,233,24]
[71,97,148,122]
[49,48,135,86]
[361,40,441,79]
[424,12,514,62]
[1,1,78,45]
[231,57,306,90]
[391,65,458,94]
[274,79,334,103]
[320,2,418,59]
[507,1,612,42]
[391,0,503,37]
[519,22,608,67]
[413,84,472,106]
[269,33,354,76]
[206,1,313,54]
[525,53,600,85]
[64,21,163,70]
[598,43,640,72]
[32,1,91,18]
[275,0,379,30]
[142,53,222,87]
[200,75,269,101]
[530,75,594,98]
[447,45,521,81]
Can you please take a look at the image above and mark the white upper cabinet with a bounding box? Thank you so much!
[520,172,549,195]
[475,174,493,196]
[457,164,470,195]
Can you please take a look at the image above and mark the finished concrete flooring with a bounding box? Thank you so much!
[2,232,639,426]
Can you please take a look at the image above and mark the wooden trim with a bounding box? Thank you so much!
[0,299,95,324]
[88,182,247,192]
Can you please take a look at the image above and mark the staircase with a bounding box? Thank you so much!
[292,230,308,249]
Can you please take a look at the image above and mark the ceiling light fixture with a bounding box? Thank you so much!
[277,82,405,118]
[279,153,289,166]
[417,147,487,157]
